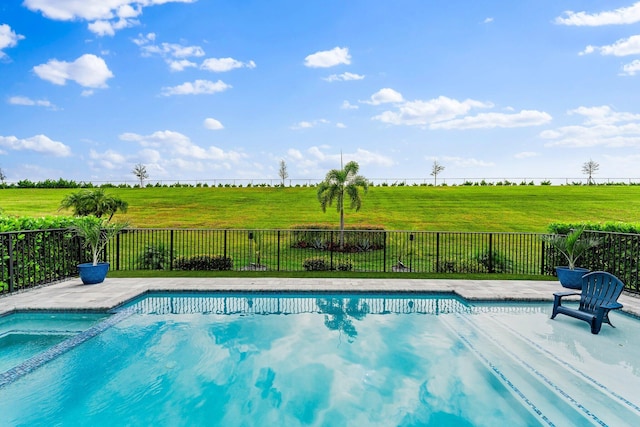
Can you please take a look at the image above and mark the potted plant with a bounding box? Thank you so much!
[72,216,127,284]
[542,226,600,289]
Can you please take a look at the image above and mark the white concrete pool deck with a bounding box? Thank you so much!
[1,277,639,317]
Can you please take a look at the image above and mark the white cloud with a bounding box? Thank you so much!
[622,59,640,76]
[88,17,139,37]
[483,17,494,24]
[514,151,539,159]
[132,32,156,46]
[555,2,640,26]
[203,118,224,130]
[168,59,197,72]
[336,122,346,128]
[133,35,205,71]
[120,130,245,161]
[430,110,552,130]
[341,100,358,110]
[201,57,256,72]
[23,0,196,36]
[33,54,114,88]
[304,46,351,68]
[8,96,56,109]
[541,105,640,147]
[323,72,365,82]
[287,148,304,161]
[287,146,394,174]
[361,88,404,105]
[580,35,640,56]
[441,156,495,168]
[160,79,231,96]
[569,105,640,125]
[290,119,330,130]
[142,42,205,58]
[0,24,24,58]
[89,149,128,169]
[372,96,492,126]
[0,134,71,156]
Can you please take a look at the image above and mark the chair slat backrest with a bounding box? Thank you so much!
[579,272,624,313]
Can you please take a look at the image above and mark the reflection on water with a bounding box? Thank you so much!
[1,294,638,426]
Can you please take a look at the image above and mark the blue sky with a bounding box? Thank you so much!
[2,0,640,184]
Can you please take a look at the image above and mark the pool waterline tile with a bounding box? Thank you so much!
[1,277,639,317]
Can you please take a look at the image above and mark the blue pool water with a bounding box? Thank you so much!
[0,293,639,426]
[0,312,108,373]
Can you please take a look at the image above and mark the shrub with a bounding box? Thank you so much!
[336,261,353,271]
[473,249,513,273]
[174,255,233,271]
[290,224,386,252]
[303,258,331,271]
[137,244,173,270]
[436,258,488,273]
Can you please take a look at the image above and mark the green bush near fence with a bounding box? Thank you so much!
[474,249,514,273]
[291,224,386,253]
[544,222,640,287]
[302,258,353,271]
[174,255,233,271]
[0,215,80,231]
[137,244,174,270]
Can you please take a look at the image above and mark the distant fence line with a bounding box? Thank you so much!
[3,177,640,188]
[1,228,639,295]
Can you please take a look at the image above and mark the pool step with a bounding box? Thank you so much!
[442,312,640,426]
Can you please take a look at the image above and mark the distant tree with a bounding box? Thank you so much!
[278,159,288,186]
[430,160,445,185]
[0,167,6,187]
[582,159,599,185]
[59,188,128,221]
[132,163,149,188]
[317,160,369,249]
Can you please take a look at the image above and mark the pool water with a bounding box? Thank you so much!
[0,312,108,373]
[0,293,639,426]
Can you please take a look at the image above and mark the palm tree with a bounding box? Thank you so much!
[59,188,128,221]
[317,160,368,248]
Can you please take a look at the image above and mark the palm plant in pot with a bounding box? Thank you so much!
[72,216,127,284]
[542,226,600,289]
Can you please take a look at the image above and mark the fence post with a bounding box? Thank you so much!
[540,240,546,275]
[488,233,494,273]
[223,230,227,259]
[170,230,175,271]
[277,230,281,271]
[330,230,334,270]
[7,233,14,293]
[383,232,387,272]
[436,232,440,272]
[116,232,121,271]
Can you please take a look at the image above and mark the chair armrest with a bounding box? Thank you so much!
[600,302,623,310]
[553,291,581,298]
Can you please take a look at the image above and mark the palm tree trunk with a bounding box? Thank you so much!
[339,207,345,249]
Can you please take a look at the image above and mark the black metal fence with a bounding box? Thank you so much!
[2,228,639,296]
[0,229,83,294]
[106,229,548,275]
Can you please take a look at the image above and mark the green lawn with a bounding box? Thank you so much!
[2,185,640,232]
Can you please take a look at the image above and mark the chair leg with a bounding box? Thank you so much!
[601,309,616,328]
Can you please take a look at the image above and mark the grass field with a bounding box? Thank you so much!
[2,185,640,232]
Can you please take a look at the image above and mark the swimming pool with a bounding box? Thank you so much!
[0,293,638,426]
[0,312,108,373]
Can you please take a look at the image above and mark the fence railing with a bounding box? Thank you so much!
[106,229,548,275]
[0,229,83,294]
[2,228,639,296]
